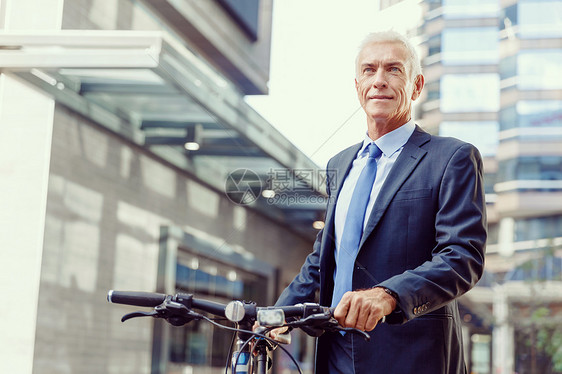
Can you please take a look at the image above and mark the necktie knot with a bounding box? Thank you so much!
[367,143,382,159]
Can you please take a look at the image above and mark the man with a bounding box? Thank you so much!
[275,31,486,374]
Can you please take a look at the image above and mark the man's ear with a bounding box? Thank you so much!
[355,78,359,91]
[411,74,425,101]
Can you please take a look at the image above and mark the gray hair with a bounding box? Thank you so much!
[355,30,422,79]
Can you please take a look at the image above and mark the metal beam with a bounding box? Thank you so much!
[185,148,265,157]
[80,82,177,95]
[141,120,223,130]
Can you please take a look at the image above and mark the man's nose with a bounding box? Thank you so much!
[372,71,388,88]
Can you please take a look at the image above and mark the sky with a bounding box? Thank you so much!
[245,0,423,167]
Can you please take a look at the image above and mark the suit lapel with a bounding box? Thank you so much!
[359,127,430,249]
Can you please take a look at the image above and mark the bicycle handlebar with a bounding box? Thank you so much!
[107,290,329,321]
[107,290,369,342]
[108,290,227,318]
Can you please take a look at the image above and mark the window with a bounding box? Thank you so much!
[425,80,440,101]
[442,0,499,19]
[499,105,517,131]
[517,101,562,127]
[440,74,500,112]
[484,171,497,195]
[427,0,443,11]
[170,252,269,368]
[427,34,441,58]
[471,335,491,374]
[514,215,562,242]
[487,223,499,245]
[500,4,517,31]
[518,0,562,38]
[439,121,499,156]
[498,156,562,182]
[500,101,562,132]
[441,28,499,65]
[499,54,516,80]
[518,51,562,90]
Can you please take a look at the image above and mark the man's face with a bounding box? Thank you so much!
[355,41,423,130]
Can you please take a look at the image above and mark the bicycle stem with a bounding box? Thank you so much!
[232,320,255,374]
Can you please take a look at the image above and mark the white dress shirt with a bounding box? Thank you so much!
[334,120,416,254]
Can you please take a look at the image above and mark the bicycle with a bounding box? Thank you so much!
[107,290,370,374]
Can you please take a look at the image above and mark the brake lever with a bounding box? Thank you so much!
[154,300,201,326]
[120,299,202,326]
[121,310,158,322]
[337,327,371,341]
[287,313,334,337]
[288,314,371,341]
[321,318,371,341]
[299,325,325,337]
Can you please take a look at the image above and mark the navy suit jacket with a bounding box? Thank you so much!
[276,126,487,374]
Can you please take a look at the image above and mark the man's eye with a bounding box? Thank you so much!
[364,67,375,73]
[390,67,401,73]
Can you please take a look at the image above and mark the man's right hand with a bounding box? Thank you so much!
[253,323,291,344]
[267,326,291,344]
[333,287,396,331]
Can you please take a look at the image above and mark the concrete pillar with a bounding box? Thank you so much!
[0,0,63,372]
[492,285,514,374]
[462,324,471,369]
[498,217,515,257]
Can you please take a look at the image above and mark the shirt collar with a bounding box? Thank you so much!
[357,120,416,158]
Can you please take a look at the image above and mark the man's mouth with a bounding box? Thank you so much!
[369,95,393,100]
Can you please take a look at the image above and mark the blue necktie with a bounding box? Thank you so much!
[331,143,382,307]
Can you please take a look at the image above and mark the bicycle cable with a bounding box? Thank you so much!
[231,325,303,374]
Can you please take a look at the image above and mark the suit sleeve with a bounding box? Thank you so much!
[275,228,322,306]
[378,143,487,323]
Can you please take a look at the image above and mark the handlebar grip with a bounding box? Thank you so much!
[108,290,166,307]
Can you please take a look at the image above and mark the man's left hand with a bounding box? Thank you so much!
[333,287,397,331]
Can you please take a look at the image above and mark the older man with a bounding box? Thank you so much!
[275,31,487,374]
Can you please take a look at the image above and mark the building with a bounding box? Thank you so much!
[0,0,325,373]
[379,0,562,373]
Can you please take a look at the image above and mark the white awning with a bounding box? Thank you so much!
[0,30,326,238]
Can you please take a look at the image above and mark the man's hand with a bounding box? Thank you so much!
[333,287,397,331]
[268,326,290,343]
[253,323,291,344]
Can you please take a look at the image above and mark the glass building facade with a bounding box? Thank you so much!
[415,0,562,263]
[381,0,562,373]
